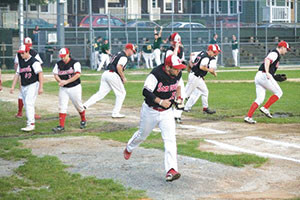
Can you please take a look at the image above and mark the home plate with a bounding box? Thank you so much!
[178,124,228,134]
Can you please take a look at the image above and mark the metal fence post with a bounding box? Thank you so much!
[108,13,111,51]
[189,14,192,54]
[88,0,93,69]
[220,21,223,66]
[135,14,139,68]
[265,26,268,56]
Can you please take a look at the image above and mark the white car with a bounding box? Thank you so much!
[165,22,206,29]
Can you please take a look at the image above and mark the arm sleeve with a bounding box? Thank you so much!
[35,53,44,64]
[52,64,59,74]
[117,57,128,67]
[74,62,81,73]
[200,57,209,66]
[209,59,217,69]
[32,62,43,74]
[143,74,158,101]
[266,52,278,63]
[14,54,19,65]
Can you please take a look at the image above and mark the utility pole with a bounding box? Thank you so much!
[89,0,93,69]
[57,0,65,48]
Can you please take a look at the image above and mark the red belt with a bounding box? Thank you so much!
[109,70,114,72]
[152,107,166,112]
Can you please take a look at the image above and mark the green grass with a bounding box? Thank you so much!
[0,138,146,200]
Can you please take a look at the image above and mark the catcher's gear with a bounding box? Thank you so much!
[274,74,287,82]
[174,96,184,110]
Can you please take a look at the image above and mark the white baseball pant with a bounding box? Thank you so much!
[84,70,126,115]
[153,48,161,66]
[21,81,39,126]
[98,54,110,71]
[254,71,283,105]
[142,52,153,69]
[127,102,178,173]
[184,72,209,110]
[232,49,238,67]
[93,51,100,70]
[59,84,84,114]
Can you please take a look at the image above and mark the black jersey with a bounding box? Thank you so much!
[191,51,215,78]
[19,56,39,86]
[108,51,128,78]
[144,64,182,110]
[56,58,81,88]
[259,49,280,76]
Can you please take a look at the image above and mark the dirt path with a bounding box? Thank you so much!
[1,83,300,199]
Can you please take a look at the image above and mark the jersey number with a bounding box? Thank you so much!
[24,72,32,79]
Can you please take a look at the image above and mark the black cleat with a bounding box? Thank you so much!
[80,121,87,129]
[52,126,65,133]
[175,117,182,124]
[203,108,216,114]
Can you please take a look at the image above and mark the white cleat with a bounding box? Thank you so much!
[260,107,273,118]
[244,117,257,124]
[112,113,125,118]
[21,125,35,132]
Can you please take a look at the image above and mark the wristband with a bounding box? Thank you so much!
[159,99,163,106]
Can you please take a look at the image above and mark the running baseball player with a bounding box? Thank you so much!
[153,26,163,66]
[184,44,221,114]
[244,41,290,124]
[142,38,153,69]
[165,32,185,124]
[10,44,44,131]
[124,54,186,182]
[52,48,87,132]
[14,37,43,119]
[84,43,136,118]
[97,38,111,71]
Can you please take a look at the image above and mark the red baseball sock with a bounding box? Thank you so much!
[79,110,86,121]
[18,98,23,114]
[264,95,279,109]
[203,107,207,111]
[59,113,67,127]
[247,102,258,118]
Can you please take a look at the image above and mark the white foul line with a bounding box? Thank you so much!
[205,139,300,164]
[246,136,300,149]
[179,125,228,134]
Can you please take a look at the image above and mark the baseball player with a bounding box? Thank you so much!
[10,44,44,131]
[184,44,221,114]
[97,38,111,71]
[165,32,185,124]
[52,48,86,132]
[142,38,153,69]
[153,26,163,66]
[244,41,290,124]
[84,43,136,118]
[14,37,43,119]
[93,36,102,70]
[124,55,186,182]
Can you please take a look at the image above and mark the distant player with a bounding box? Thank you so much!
[14,37,43,119]
[93,36,102,70]
[97,38,111,71]
[10,45,44,131]
[244,41,290,124]
[52,48,87,132]
[141,38,153,69]
[124,55,186,182]
[84,43,136,118]
[184,44,221,114]
[153,26,163,66]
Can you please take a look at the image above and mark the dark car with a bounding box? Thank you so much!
[24,18,55,28]
[79,15,125,27]
[126,21,159,28]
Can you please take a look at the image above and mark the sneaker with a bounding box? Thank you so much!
[203,108,216,114]
[21,125,35,132]
[166,168,181,182]
[123,148,132,160]
[34,114,41,120]
[112,113,125,118]
[80,121,87,129]
[183,108,191,113]
[175,117,182,124]
[15,113,22,118]
[260,107,273,118]
[52,126,65,133]
[83,105,87,110]
[244,116,257,124]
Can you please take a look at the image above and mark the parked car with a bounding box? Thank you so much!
[257,23,289,28]
[164,22,206,29]
[24,18,55,28]
[79,15,125,27]
[126,21,159,28]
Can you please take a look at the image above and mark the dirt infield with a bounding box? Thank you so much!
[1,81,300,199]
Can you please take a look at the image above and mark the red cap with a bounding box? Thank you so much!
[125,43,136,53]
[59,48,70,58]
[207,44,221,53]
[165,55,186,70]
[24,37,32,47]
[17,44,30,53]
[170,32,181,43]
[278,41,290,51]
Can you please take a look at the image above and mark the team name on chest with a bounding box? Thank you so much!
[58,68,74,75]
[157,82,178,92]
[20,66,32,73]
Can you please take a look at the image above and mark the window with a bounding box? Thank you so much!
[178,0,183,13]
[30,4,37,11]
[152,0,157,8]
[80,0,86,11]
[239,0,242,13]
[164,0,173,13]
[113,18,123,26]
[230,0,236,14]
[40,5,48,12]
[266,0,276,7]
